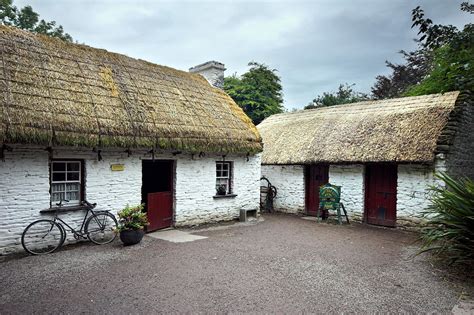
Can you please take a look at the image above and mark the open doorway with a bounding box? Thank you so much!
[142,160,174,232]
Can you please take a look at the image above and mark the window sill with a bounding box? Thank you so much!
[213,194,237,199]
[40,205,88,213]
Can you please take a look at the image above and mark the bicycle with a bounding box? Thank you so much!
[21,200,118,255]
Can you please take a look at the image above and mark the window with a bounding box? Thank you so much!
[50,160,83,205]
[216,161,233,195]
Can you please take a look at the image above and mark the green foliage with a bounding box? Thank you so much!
[419,173,474,265]
[372,2,473,98]
[0,0,72,42]
[224,62,284,125]
[117,204,149,232]
[305,83,369,109]
[406,24,474,96]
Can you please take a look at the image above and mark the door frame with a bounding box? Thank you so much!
[363,163,398,226]
[141,159,176,231]
[304,164,329,216]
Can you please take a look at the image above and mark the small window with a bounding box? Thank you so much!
[216,161,233,195]
[50,160,83,205]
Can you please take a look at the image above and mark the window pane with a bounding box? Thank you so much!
[53,163,65,172]
[52,183,65,193]
[52,192,65,202]
[66,191,79,201]
[67,163,80,171]
[67,172,79,181]
[66,183,80,191]
[52,173,66,182]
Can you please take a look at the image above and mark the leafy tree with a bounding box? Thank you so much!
[406,4,473,95]
[372,2,473,98]
[305,83,369,109]
[371,49,433,99]
[0,0,72,42]
[224,62,284,125]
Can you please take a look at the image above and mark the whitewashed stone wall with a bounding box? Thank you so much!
[262,163,441,227]
[328,165,364,220]
[396,163,439,226]
[174,153,261,226]
[261,165,305,213]
[0,147,260,254]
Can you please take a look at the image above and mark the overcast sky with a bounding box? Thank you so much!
[15,0,472,109]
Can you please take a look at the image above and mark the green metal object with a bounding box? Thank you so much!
[317,183,349,224]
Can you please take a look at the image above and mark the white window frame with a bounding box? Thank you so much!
[216,161,233,195]
[50,160,83,206]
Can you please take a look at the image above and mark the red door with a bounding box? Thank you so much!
[365,164,397,227]
[147,192,173,231]
[305,165,329,216]
[142,160,174,232]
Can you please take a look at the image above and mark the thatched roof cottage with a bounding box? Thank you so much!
[0,26,262,253]
[258,92,473,227]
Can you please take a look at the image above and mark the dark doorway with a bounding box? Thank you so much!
[365,164,397,227]
[142,160,174,232]
[305,164,329,216]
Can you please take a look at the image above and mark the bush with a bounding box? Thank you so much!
[419,173,474,265]
[116,204,149,232]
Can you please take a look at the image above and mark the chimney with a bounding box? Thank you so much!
[189,61,226,89]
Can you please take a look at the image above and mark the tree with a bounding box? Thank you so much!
[0,0,72,42]
[224,62,284,125]
[305,83,369,109]
[406,4,473,95]
[371,2,473,98]
[371,49,433,99]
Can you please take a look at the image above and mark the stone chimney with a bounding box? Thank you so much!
[189,61,226,89]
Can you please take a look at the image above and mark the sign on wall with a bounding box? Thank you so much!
[110,164,125,171]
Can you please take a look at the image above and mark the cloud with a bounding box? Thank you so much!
[15,0,472,109]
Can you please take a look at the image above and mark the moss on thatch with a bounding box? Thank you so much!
[258,91,464,164]
[0,26,262,154]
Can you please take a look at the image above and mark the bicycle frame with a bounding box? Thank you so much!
[51,207,101,238]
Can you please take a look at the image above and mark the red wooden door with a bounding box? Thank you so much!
[147,192,173,231]
[365,164,397,227]
[142,160,174,232]
[305,165,329,216]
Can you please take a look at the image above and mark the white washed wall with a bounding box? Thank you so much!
[0,147,260,254]
[328,165,364,219]
[262,163,440,227]
[261,165,305,213]
[174,153,261,226]
[396,163,439,226]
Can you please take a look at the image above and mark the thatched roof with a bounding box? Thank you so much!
[0,26,261,153]
[258,91,464,164]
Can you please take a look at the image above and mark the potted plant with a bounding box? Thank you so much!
[216,184,227,196]
[116,204,149,246]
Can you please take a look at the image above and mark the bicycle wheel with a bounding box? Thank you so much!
[21,220,64,255]
[85,212,118,245]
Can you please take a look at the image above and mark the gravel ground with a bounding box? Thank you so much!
[0,213,472,314]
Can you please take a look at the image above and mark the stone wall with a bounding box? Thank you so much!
[0,147,260,254]
[445,100,474,179]
[262,163,441,228]
[328,165,364,220]
[261,165,305,213]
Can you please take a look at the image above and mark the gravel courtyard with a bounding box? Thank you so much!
[0,213,471,314]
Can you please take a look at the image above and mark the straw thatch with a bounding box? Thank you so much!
[258,91,464,164]
[0,26,262,153]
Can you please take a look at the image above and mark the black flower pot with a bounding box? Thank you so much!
[119,229,145,246]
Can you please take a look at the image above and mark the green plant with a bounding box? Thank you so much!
[116,204,149,232]
[419,173,474,265]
